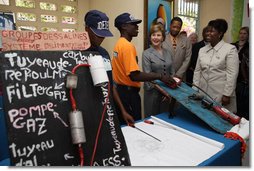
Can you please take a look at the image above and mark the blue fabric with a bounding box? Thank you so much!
[155,106,241,166]
[0,96,10,163]
[0,158,10,166]
[155,80,234,134]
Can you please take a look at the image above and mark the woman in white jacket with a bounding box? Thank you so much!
[193,19,239,113]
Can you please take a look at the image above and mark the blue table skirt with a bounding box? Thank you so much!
[0,158,10,166]
[0,96,10,166]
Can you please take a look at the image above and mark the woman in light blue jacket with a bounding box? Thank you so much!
[193,19,239,113]
[142,24,174,117]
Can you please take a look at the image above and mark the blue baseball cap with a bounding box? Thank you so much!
[84,10,113,37]
[114,13,142,28]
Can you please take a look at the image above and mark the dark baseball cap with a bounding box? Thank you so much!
[84,10,113,37]
[114,13,142,28]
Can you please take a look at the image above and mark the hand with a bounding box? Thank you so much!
[122,111,134,125]
[161,95,171,102]
[221,95,230,106]
[160,74,176,85]
[174,75,182,80]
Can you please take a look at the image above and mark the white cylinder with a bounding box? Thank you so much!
[88,55,109,86]
[69,110,86,144]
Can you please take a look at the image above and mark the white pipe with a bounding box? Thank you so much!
[151,116,225,149]
[88,55,109,86]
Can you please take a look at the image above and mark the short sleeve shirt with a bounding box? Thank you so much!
[112,37,141,88]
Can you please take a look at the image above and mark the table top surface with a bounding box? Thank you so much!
[154,106,241,166]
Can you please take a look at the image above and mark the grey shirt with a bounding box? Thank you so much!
[142,46,175,90]
[142,46,174,117]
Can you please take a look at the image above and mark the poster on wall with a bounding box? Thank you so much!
[242,0,249,26]
[144,0,173,49]
[0,12,16,49]
[1,30,91,51]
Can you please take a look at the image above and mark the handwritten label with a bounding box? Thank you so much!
[1,30,91,51]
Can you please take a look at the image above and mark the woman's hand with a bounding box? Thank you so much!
[221,95,230,106]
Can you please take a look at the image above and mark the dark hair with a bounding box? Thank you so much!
[149,23,166,41]
[208,18,228,40]
[180,31,187,35]
[170,16,183,26]
[202,26,208,38]
[240,26,249,35]
[202,26,208,35]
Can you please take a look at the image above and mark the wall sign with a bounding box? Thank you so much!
[1,30,91,51]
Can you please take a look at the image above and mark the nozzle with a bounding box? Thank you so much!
[128,123,135,128]
[144,120,154,124]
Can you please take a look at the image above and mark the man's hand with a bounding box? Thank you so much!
[122,111,134,125]
[160,74,176,85]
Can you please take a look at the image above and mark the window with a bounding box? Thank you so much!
[0,0,78,31]
[17,12,36,21]
[18,26,36,31]
[62,16,76,24]
[41,15,57,23]
[0,12,15,30]
[41,27,57,32]
[63,28,75,32]
[61,5,76,13]
[0,0,9,5]
[177,0,199,35]
[40,2,57,11]
[15,0,35,8]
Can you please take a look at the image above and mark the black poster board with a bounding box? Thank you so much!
[0,50,131,166]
